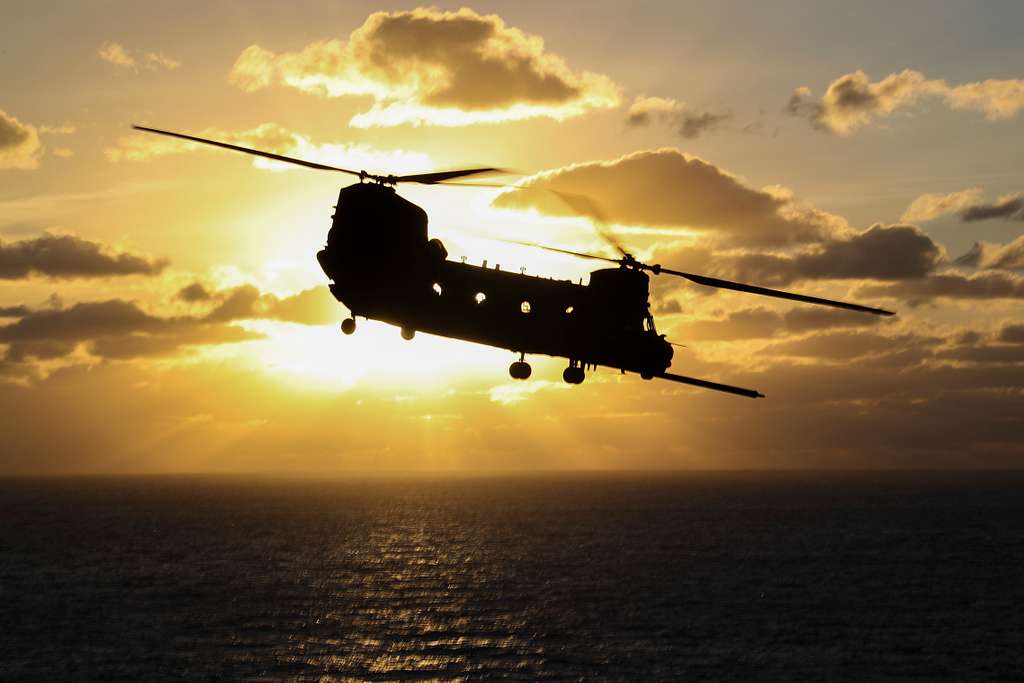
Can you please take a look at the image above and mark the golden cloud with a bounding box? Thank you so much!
[858,270,1024,302]
[98,42,180,71]
[0,233,166,279]
[788,69,1024,135]
[960,194,1024,222]
[492,148,848,247]
[955,235,1024,271]
[900,188,983,222]
[0,283,338,373]
[0,109,42,170]
[626,95,732,139]
[680,305,886,342]
[228,7,620,127]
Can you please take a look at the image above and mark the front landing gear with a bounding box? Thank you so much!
[509,353,532,380]
[341,318,356,335]
[563,360,585,385]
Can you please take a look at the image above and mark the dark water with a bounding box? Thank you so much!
[1,472,1023,681]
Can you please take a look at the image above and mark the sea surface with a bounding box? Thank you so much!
[1,472,1023,681]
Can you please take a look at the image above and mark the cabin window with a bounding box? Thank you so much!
[520,301,531,314]
[475,292,487,304]
[432,283,443,296]
[565,306,574,314]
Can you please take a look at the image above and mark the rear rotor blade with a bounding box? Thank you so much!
[132,126,362,175]
[506,240,620,264]
[654,267,895,316]
[655,371,764,399]
[549,190,629,258]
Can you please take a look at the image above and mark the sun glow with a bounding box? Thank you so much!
[237,319,515,392]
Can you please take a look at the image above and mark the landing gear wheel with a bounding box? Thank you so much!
[401,327,415,340]
[509,361,532,380]
[341,318,356,335]
[563,366,585,384]
[640,370,654,380]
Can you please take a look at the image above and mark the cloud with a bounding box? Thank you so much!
[98,42,180,71]
[954,235,1024,271]
[759,331,939,361]
[783,224,942,280]
[657,223,943,286]
[0,299,261,363]
[488,380,568,405]
[900,188,982,222]
[105,122,432,172]
[858,271,1024,302]
[0,306,31,318]
[0,233,167,279]
[1000,324,1024,344]
[0,281,342,368]
[960,194,1024,222]
[788,69,1024,134]
[193,283,343,326]
[88,325,257,359]
[680,305,885,341]
[935,344,1024,364]
[2,318,1023,473]
[493,148,846,246]
[228,7,620,127]
[0,109,42,170]
[626,96,732,139]
[177,282,213,302]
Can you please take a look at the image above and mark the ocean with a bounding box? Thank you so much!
[1,472,1022,680]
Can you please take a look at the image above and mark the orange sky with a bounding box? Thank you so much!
[2,2,1023,473]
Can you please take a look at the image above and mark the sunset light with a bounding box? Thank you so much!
[1,1,1022,474]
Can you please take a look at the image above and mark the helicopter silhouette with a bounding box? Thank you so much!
[134,126,894,399]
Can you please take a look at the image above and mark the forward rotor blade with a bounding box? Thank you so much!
[655,372,764,399]
[507,240,620,264]
[655,267,895,316]
[397,167,507,184]
[132,126,362,175]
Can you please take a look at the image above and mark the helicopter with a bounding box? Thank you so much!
[134,126,894,399]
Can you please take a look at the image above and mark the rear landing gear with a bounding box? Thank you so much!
[509,353,531,380]
[341,318,356,335]
[401,327,415,340]
[563,360,585,384]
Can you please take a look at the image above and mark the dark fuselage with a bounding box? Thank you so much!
[316,183,673,376]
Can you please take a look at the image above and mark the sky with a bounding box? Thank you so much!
[2,0,1023,473]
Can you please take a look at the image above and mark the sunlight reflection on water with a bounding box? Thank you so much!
[2,473,1024,679]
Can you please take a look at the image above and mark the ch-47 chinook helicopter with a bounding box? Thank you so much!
[134,126,894,399]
